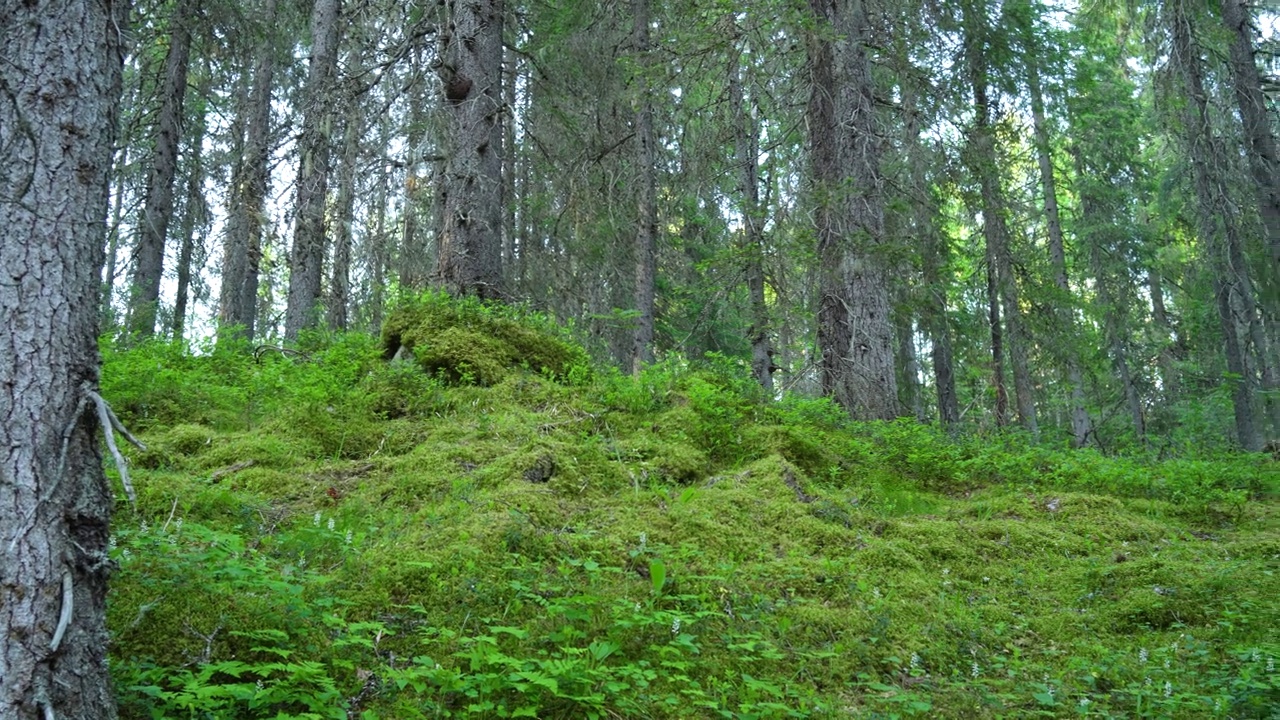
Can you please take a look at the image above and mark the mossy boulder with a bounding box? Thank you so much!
[381,295,590,386]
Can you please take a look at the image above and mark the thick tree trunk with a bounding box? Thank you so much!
[0,1,126,717]
[218,0,277,342]
[631,0,658,371]
[284,0,342,340]
[809,0,898,420]
[730,50,774,392]
[1170,2,1262,450]
[435,0,505,299]
[1221,0,1280,285]
[128,0,197,338]
[1024,20,1090,446]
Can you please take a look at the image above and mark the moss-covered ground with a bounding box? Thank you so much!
[102,297,1279,719]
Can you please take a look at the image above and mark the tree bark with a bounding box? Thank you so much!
[631,0,658,372]
[1221,0,1280,287]
[434,0,505,299]
[1170,1,1262,450]
[808,0,898,420]
[0,0,127,717]
[128,0,197,338]
[218,0,278,343]
[284,0,342,340]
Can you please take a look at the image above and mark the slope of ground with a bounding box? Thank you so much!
[102,297,1279,719]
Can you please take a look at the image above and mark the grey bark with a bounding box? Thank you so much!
[103,144,129,327]
[1170,1,1262,450]
[808,0,898,420]
[218,0,278,342]
[399,51,431,290]
[128,0,197,338]
[0,0,127,717]
[1221,0,1280,286]
[631,0,658,372]
[284,0,342,340]
[730,47,773,392]
[434,0,505,299]
[1023,15,1090,446]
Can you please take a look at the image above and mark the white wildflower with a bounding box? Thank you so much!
[909,652,921,670]
[174,518,183,533]
[313,511,322,527]
[345,529,354,545]
[1079,697,1090,707]
[327,517,336,532]
[139,520,149,534]
[1164,681,1172,698]
[970,662,980,678]
[1139,647,1149,663]
[108,536,117,550]
[1268,656,1274,673]
[639,532,647,548]
[671,617,681,635]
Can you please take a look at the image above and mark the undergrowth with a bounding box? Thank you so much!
[102,296,1279,719]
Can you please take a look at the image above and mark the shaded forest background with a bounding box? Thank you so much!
[105,0,1280,453]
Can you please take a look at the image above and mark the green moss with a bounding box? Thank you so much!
[381,295,590,386]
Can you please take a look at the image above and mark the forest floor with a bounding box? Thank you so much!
[103,298,1279,719]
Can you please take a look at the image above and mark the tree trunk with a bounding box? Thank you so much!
[903,84,959,426]
[328,97,361,332]
[0,0,126,717]
[284,0,342,340]
[128,0,197,338]
[631,0,658,372]
[965,2,1035,435]
[730,48,774,392]
[399,50,431,290]
[809,0,898,420]
[1023,16,1089,446]
[103,144,129,328]
[171,133,206,342]
[434,0,505,299]
[1170,1,1262,450]
[1221,0,1280,286]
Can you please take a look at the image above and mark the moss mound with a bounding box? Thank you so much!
[381,293,590,386]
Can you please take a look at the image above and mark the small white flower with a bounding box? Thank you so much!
[671,617,681,634]
[1046,685,1055,698]
[1267,656,1274,673]
[1163,658,1170,670]
[1164,681,1172,697]
[909,652,921,670]
[970,662,980,678]
[327,517,336,532]
[942,568,950,576]
[982,576,990,583]
[121,549,132,559]
[1252,649,1262,663]
[1139,647,1149,663]
[345,529,354,545]
[1145,676,1152,687]
[174,518,183,533]
[872,587,882,599]
[639,532,647,548]
[313,511,322,527]
[139,521,149,534]
[108,536,117,550]
[1079,697,1090,707]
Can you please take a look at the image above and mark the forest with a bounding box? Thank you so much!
[0,0,1278,717]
